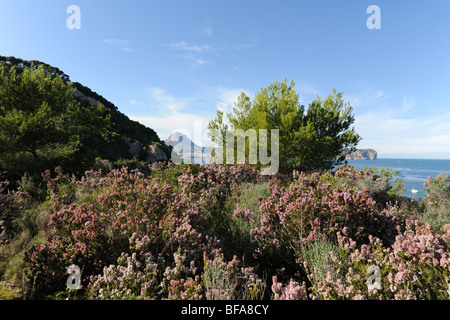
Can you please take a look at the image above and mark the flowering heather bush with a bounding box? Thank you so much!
[88,251,160,300]
[177,163,259,216]
[251,170,400,276]
[176,164,261,261]
[41,166,78,208]
[271,276,308,300]
[26,202,115,297]
[306,220,450,300]
[20,163,450,300]
[88,247,203,300]
[26,164,262,299]
[88,246,264,300]
[325,163,405,203]
[26,166,221,298]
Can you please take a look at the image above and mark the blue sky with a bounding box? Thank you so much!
[1,0,450,159]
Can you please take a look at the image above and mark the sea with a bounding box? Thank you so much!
[346,159,450,200]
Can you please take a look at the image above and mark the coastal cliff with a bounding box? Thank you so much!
[345,149,377,160]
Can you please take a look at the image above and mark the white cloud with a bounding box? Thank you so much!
[146,87,193,114]
[374,90,384,100]
[354,109,450,156]
[345,85,389,108]
[215,87,249,114]
[103,38,145,54]
[200,26,213,36]
[129,99,142,105]
[163,41,215,53]
[128,113,212,146]
[295,82,320,104]
[163,41,215,66]
[195,58,209,65]
[126,86,250,146]
[401,96,415,113]
[104,38,132,52]
[220,37,258,52]
[179,54,210,65]
[163,38,257,66]
[104,39,129,47]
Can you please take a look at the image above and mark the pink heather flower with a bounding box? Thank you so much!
[394,272,405,284]
[343,192,352,203]
[390,284,397,293]
[387,273,394,284]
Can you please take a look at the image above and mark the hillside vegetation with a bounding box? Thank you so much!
[0,55,170,180]
[0,162,449,300]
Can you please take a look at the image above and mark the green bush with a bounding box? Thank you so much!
[422,174,450,232]
[301,238,344,282]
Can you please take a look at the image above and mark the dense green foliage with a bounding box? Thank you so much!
[0,56,169,179]
[421,174,450,232]
[208,79,360,174]
[0,63,114,177]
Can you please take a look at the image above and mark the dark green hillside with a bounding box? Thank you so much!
[71,80,161,146]
[0,55,170,178]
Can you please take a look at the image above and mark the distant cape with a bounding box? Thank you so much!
[345,149,377,160]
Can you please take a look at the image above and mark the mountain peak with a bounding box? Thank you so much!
[165,132,203,148]
[166,132,191,143]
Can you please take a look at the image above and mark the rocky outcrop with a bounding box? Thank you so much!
[73,88,100,107]
[123,137,168,164]
[146,144,168,164]
[345,149,377,160]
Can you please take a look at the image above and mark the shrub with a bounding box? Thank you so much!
[422,174,450,232]
[251,171,400,279]
[301,238,344,282]
[306,220,450,300]
[324,164,405,205]
[217,182,270,264]
[0,181,22,244]
[271,276,308,300]
[26,165,232,299]
[203,250,266,300]
[176,164,259,259]
[17,163,450,300]
[88,248,203,300]
[17,173,47,201]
